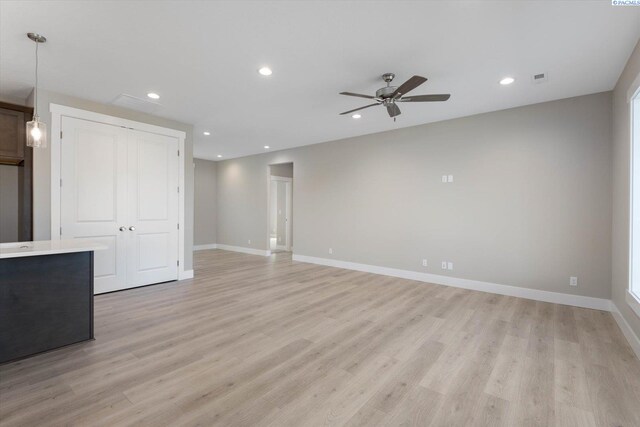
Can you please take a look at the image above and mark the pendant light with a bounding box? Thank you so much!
[26,33,47,148]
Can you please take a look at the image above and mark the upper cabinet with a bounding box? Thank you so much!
[0,103,31,165]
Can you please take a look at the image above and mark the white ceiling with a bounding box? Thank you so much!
[1,1,639,160]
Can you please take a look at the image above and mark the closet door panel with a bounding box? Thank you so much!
[126,130,179,287]
[60,117,128,294]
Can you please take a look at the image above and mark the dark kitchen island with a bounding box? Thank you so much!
[0,240,105,364]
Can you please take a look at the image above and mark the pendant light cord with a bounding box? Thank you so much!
[34,38,38,118]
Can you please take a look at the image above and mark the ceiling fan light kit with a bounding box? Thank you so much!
[339,73,450,121]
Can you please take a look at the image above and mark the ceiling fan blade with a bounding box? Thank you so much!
[386,103,401,118]
[339,92,376,99]
[398,94,451,102]
[391,75,427,99]
[339,103,378,115]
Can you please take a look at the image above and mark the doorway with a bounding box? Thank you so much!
[269,163,293,252]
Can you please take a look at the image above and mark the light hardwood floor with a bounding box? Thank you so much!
[1,250,640,426]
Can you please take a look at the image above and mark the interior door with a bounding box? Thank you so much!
[126,130,179,287]
[60,117,128,293]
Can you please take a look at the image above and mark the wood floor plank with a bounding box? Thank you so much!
[508,356,555,427]
[484,334,528,401]
[0,249,638,427]
[380,385,443,426]
[554,403,597,427]
[367,341,443,413]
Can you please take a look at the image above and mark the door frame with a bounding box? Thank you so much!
[269,175,292,252]
[49,103,190,280]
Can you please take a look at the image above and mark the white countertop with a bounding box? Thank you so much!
[0,240,107,259]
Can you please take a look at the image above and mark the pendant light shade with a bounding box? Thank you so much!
[26,116,47,148]
[26,33,47,148]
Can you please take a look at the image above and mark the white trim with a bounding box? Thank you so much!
[291,254,611,311]
[270,176,293,183]
[49,104,186,138]
[194,243,218,251]
[627,290,640,319]
[611,302,640,361]
[627,70,640,102]
[629,85,640,314]
[217,244,271,257]
[285,181,292,251]
[49,103,188,279]
[179,269,194,280]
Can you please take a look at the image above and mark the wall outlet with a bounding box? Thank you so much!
[329,248,333,254]
[441,261,447,270]
[248,239,251,245]
[569,276,578,287]
[447,175,454,183]
[447,262,454,270]
[422,259,428,267]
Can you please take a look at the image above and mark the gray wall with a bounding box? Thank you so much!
[612,39,640,338]
[0,165,19,243]
[217,92,612,299]
[194,158,217,246]
[32,89,195,270]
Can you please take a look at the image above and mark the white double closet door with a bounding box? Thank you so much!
[60,117,179,294]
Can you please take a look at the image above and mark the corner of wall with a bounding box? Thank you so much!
[611,301,640,360]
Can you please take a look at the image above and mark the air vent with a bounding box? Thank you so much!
[110,94,162,114]
[532,72,548,84]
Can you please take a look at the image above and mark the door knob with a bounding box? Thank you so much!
[129,226,136,231]
[119,226,126,232]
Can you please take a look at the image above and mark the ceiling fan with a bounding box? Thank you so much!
[339,73,450,120]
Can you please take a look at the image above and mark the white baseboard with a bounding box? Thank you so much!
[611,302,640,360]
[217,244,271,257]
[194,243,218,251]
[292,254,611,311]
[179,269,194,280]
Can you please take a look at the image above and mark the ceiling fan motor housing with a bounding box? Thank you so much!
[376,86,397,99]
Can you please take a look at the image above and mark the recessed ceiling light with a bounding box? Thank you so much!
[217,154,222,158]
[264,145,270,149]
[352,114,362,119]
[499,77,515,85]
[258,66,273,76]
[147,92,160,99]
[203,131,210,136]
